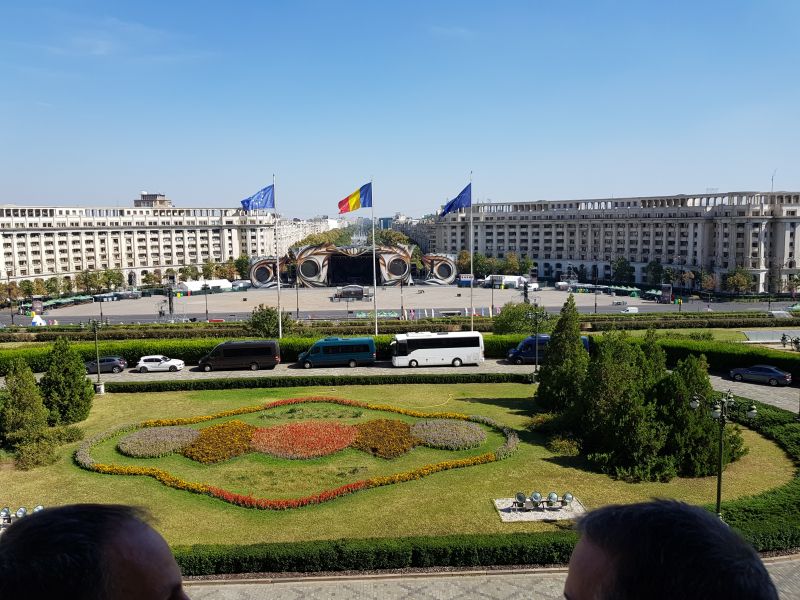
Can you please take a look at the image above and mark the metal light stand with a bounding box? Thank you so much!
[690,390,756,519]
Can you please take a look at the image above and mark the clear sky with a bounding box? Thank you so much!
[1,1,798,217]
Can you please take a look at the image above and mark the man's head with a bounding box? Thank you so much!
[564,499,778,600]
[0,504,188,600]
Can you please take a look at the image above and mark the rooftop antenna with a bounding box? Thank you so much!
[771,169,777,193]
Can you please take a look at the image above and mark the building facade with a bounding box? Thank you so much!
[434,191,800,292]
[0,193,337,286]
[390,213,436,253]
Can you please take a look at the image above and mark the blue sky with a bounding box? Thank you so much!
[1,1,798,217]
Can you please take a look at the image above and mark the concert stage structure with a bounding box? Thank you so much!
[248,243,458,288]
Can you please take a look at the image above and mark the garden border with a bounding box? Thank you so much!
[74,396,519,510]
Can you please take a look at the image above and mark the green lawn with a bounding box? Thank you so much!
[1,383,794,546]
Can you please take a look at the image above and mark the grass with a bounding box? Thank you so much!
[1,383,794,546]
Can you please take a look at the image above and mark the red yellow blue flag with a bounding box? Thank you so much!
[338,183,372,214]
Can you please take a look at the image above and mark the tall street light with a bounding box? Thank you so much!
[690,389,756,519]
[527,298,546,374]
[6,271,14,326]
[202,284,209,322]
[90,319,104,394]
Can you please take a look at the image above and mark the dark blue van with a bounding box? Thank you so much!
[507,334,589,365]
[298,337,377,369]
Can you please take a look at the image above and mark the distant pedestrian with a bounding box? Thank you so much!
[564,499,777,600]
[0,504,189,600]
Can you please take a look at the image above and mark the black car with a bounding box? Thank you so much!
[85,356,128,374]
[729,365,791,386]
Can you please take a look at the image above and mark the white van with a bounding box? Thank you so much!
[620,306,639,314]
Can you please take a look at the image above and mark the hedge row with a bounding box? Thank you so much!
[724,399,800,551]
[0,334,529,375]
[591,317,782,331]
[173,532,577,576]
[104,373,535,393]
[623,338,800,378]
[583,311,774,322]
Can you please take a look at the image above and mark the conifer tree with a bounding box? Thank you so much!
[39,337,94,425]
[534,294,588,413]
[1,359,48,447]
[654,354,745,477]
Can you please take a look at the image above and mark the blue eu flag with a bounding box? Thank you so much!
[241,184,275,211]
[440,183,471,217]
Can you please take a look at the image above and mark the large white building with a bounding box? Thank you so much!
[434,191,800,292]
[0,193,339,286]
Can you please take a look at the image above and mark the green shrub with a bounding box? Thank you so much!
[105,373,534,393]
[546,435,580,456]
[172,532,578,575]
[13,437,58,470]
[39,337,94,425]
[43,425,84,445]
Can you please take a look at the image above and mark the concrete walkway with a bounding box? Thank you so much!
[184,554,800,599]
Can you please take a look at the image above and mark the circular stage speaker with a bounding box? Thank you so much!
[300,259,320,278]
[254,264,272,284]
[388,258,408,277]
[435,262,453,280]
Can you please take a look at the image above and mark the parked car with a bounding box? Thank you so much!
[507,334,589,365]
[297,337,376,369]
[85,356,127,374]
[729,365,791,386]
[198,340,280,372]
[620,306,639,314]
[135,355,185,373]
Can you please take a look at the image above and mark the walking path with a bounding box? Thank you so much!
[184,554,800,599]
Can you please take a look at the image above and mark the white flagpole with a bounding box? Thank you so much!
[469,171,474,332]
[371,182,378,336]
[274,174,282,339]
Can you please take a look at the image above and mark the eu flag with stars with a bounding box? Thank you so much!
[440,183,471,217]
[241,184,275,211]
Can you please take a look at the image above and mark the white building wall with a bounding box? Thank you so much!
[434,191,800,293]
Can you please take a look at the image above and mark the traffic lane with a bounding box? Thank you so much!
[92,358,535,382]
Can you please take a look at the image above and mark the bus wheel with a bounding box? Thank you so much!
[452,358,463,367]
[250,363,259,371]
[348,359,357,368]
[409,360,418,368]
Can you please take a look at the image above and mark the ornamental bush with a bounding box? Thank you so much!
[352,419,418,458]
[411,419,486,450]
[251,422,357,459]
[117,426,200,458]
[39,337,94,425]
[182,420,256,464]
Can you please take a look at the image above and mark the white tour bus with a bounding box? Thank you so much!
[390,331,485,368]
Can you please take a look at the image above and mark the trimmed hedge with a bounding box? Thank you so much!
[105,373,535,393]
[173,532,578,575]
[622,338,800,378]
[724,399,800,551]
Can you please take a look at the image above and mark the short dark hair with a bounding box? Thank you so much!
[0,504,151,600]
[576,499,778,600]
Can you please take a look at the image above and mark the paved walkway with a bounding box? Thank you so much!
[709,374,799,414]
[185,554,800,599]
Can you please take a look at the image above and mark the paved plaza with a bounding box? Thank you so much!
[184,554,800,599]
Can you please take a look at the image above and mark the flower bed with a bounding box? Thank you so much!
[75,396,520,510]
[251,422,357,459]
[117,426,200,458]
[411,419,487,450]
[182,420,256,464]
[352,419,418,458]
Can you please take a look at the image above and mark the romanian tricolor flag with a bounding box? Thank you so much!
[338,183,372,214]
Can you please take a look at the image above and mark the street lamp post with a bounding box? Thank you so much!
[528,298,545,374]
[90,320,104,394]
[690,389,756,519]
[202,284,209,322]
[295,277,300,320]
[6,271,13,326]
[400,278,404,319]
